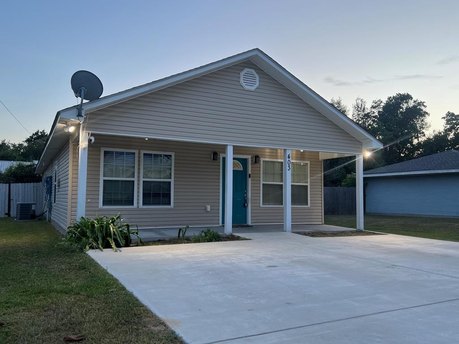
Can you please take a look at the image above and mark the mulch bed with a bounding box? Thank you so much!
[295,230,383,237]
[142,234,248,246]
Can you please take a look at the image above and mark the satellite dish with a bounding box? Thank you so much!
[70,70,103,120]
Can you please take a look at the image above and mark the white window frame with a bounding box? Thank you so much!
[140,150,174,208]
[99,148,138,208]
[260,159,310,208]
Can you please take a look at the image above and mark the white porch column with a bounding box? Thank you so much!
[283,149,292,232]
[76,124,88,220]
[356,153,364,231]
[224,145,233,234]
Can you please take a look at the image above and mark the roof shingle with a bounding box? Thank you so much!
[364,150,459,176]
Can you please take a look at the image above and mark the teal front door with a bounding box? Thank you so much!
[222,157,248,225]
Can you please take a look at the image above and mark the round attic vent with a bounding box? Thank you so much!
[240,68,259,91]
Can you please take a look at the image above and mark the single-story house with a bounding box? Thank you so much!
[36,48,381,233]
[364,150,459,217]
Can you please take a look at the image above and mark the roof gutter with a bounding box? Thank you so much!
[364,169,459,178]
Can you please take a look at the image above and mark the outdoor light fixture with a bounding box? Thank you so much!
[64,125,76,133]
[253,155,260,164]
[364,150,373,158]
[212,151,219,161]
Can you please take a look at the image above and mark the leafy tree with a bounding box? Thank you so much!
[419,132,449,156]
[442,111,459,150]
[352,98,382,137]
[443,111,459,139]
[0,130,48,162]
[418,111,459,155]
[21,130,48,161]
[325,93,430,185]
[377,93,429,164]
[323,157,354,187]
[341,172,356,187]
[0,163,40,183]
[330,97,349,116]
[0,140,20,160]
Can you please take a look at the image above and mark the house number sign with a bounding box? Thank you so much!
[287,153,291,171]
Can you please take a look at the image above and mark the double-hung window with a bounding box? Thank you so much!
[261,160,309,206]
[141,152,174,207]
[101,150,137,207]
[291,161,309,206]
[261,160,283,206]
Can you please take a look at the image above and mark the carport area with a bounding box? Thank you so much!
[89,232,459,344]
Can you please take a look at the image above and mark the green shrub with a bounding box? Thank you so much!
[65,215,142,251]
[192,229,221,243]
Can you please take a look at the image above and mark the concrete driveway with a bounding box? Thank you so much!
[89,232,459,344]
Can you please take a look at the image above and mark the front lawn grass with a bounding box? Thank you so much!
[0,218,182,344]
[325,215,459,242]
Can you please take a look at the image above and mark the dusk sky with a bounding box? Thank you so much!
[1,0,458,142]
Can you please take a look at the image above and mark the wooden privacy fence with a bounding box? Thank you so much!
[0,182,44,218]
[324,187,356,215]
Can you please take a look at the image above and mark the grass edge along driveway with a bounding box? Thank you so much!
[325,214,459,242]
[0,218,182,344]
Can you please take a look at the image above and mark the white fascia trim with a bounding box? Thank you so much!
[364,169,459,178]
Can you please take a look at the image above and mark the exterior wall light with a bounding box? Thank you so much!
[212,151,219,161]
[364,150,373,158]
[253,155,260,164]
[64,125,76,133]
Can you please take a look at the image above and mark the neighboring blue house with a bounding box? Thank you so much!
[364,150,459,217]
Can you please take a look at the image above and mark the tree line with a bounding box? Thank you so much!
[0,130,48,182]
[325,93,458,186]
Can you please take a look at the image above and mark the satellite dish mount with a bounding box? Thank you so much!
[71,70,103,122]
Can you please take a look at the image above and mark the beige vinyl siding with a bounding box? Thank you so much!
[85,136,221,227]
[86,62,362,154]
[84,135,323,228]
[43,141,70,230]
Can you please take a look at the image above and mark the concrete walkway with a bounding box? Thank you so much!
[89,232,459,344]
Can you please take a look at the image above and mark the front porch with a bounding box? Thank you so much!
[75,134,365,233]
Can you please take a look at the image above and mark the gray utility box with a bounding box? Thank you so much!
[16,203,36,220]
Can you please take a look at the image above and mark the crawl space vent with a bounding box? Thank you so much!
[240,68,259,91]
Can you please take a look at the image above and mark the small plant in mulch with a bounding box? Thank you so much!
[295,230,383,237]
[177,225,189,239]
[145,228,248,246]
[191,228,222,242]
